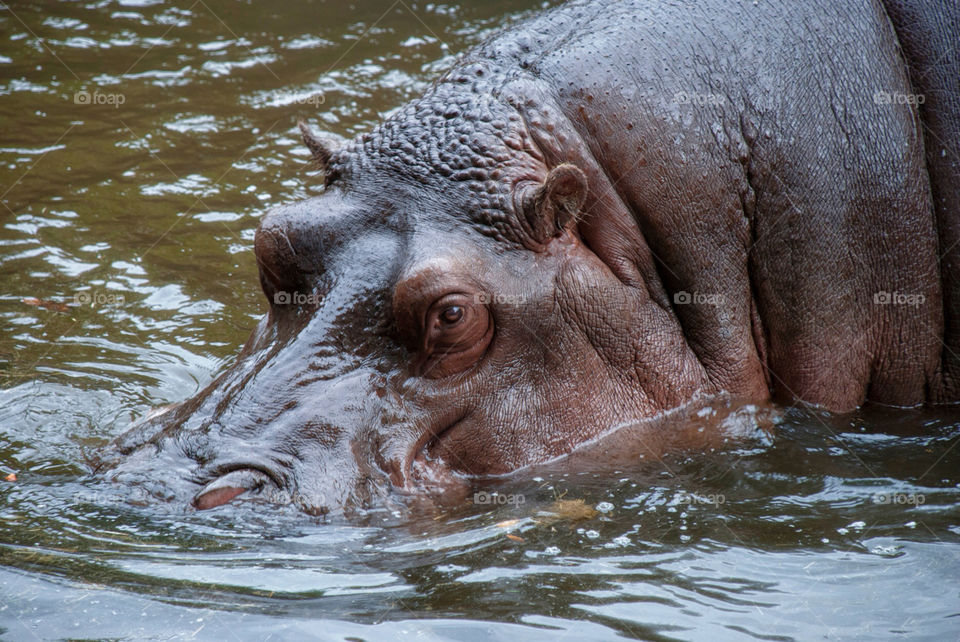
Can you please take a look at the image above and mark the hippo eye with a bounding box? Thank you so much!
[440,306,464,324]
[418,293,493,377]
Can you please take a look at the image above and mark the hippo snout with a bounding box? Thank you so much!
[109,308,405,514]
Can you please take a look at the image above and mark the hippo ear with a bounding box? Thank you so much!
[523,163,589,244]
[298,120,336,175]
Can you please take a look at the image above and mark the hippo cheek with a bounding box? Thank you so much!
[412,416,513,479]
[405,414,474,494]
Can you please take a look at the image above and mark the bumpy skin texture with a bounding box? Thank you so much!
[108,0,959,513]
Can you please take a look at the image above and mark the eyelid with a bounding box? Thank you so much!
[423,296,487,348]
[422,293,471,332]
[411,293,493,378]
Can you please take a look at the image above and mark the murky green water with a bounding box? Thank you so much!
[1,1,959,639]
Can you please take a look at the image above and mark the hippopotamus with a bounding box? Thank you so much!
[107,0,959,513]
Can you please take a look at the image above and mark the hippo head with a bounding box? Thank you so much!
[109,85,710,514]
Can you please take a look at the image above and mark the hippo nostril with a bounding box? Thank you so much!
[192,468,271,510]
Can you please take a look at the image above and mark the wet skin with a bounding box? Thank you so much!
[106,0,960,513]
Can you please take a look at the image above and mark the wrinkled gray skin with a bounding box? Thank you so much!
[107,0,960,514]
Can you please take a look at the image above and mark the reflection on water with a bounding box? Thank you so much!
[0,0,958,639]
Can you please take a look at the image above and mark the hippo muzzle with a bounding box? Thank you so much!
[109,310,405,513]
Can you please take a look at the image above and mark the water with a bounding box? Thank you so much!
[1,1,959,639]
